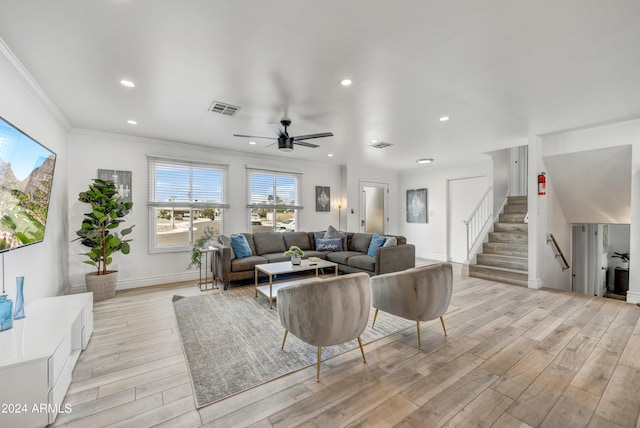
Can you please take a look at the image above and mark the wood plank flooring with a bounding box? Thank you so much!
[53,264,640,427]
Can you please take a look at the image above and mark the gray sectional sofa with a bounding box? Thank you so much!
[212,231,415,289]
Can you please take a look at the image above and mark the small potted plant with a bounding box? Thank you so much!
[612,251,630,269]
[74,179,134,301]
[284,245,304,265]
[188,226,218,270]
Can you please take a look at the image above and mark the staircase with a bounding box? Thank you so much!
[469,196,528,286]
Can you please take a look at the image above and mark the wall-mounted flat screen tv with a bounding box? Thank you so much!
[0,117,56,253]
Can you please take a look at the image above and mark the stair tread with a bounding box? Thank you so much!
[478,253,528,261]
[470,264,528,274]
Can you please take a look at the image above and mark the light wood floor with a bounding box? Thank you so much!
[52,264,640,427]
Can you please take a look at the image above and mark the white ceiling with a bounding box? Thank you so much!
[1,1,640,170]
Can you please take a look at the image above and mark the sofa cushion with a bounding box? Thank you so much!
[230,234,253,259]
[327,251,363,265]
[350,233,373,253]
[348,254,376,272]
[301,250,329,260]
[253,232,286,256]
[283,232,313,251]
[262,253,290,263]
[367,234,387,256]
[316,238,344,252]
[231,255,267,272]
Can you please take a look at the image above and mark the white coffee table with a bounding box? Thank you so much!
[255,259,338,309]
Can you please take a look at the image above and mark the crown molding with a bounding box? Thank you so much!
[0,38,71,131]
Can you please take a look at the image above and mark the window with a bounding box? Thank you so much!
[247,168,302,233]
[148,156,228,252]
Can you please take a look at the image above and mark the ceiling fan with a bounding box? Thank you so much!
[234,119,333,152]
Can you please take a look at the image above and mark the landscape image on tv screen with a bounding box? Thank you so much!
[0,117,56,252]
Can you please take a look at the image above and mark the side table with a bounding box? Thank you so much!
[199,246,219,291]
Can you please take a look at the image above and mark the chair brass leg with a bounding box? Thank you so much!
[281,330,288,350]
[357,336,366,363]
[440,316,447,336]
[316,347,322,382]
[417,321,421,350]
[372,308,379,329]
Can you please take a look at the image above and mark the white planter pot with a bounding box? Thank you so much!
[291,254,302,265]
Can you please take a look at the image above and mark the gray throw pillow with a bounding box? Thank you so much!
[383,236,397,247]
[324,225,347,249]
[219,234,236,259]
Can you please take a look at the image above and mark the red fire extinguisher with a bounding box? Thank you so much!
[538,172,546,196]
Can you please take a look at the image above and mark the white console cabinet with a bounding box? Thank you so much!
[0,293,93,428]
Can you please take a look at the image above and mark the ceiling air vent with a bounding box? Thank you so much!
[370,141,393,149]
[208,101,240,116]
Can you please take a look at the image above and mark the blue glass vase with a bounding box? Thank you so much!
[0,295,13,331]
[14,276,25,320]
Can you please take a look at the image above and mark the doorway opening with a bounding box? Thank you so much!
[572,223,630,299]
[359,181,388,234]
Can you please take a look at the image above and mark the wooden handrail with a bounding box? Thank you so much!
[547,233,570,271]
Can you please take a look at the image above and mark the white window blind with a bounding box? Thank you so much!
[148,156,229,208]
[247,168,302,210]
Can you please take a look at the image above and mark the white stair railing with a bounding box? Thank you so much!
[464,187,493,261]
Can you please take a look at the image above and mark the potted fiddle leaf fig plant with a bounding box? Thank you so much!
[74,179,134,301]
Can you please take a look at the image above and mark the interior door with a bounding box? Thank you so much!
[360,182,387,234]
[572,225,588,294]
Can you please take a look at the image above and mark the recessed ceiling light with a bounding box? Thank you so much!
[127,120,138,125]
[120,80,135,88]
[370,139,378,144]
[328,153,334,157]
[416,158,433,164]
[249,141,256,145]
[439,116,450,122]
[340,78,352,86]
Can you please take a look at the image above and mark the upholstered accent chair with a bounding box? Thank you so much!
[370,263,453,350]
[277,273,371,381]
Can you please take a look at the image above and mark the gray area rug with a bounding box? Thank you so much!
[172,285,415,408]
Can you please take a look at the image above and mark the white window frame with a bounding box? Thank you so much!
[148,156,229,253]
[246,167,302,232]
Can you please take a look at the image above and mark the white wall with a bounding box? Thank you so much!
[67,130,342,290]
[0,41,70,301]
[537,119,640,296]
[399,159,492,261]
[490,148,510,217]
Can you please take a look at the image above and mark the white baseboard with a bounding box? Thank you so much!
[67,271,200,294]
[416,252,447,262]
[528,278,544,289]
[626,291,640,304]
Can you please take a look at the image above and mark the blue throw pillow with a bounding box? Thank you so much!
[230,234,253,259]
[316,238,343,252]
[367,234,387,257]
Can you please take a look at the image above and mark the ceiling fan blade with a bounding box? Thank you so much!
[294,141,320,148]
[233,134,277,140]
[268,122,286,137]
[293,132,333,141]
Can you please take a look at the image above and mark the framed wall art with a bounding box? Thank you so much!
[315,186,330,212]
[98,169,132,203]
[406,188,428,223]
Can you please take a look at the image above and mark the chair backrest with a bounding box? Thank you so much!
[370,263,453,322]
[277,273,371,347]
